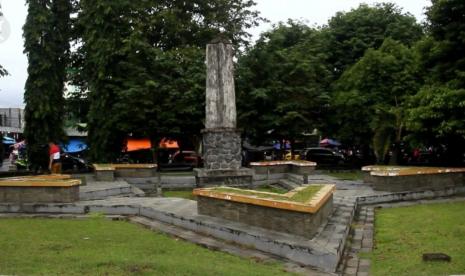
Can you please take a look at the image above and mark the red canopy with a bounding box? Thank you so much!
[125,138,179,152]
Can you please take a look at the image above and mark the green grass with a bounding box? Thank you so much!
[214,185,323,203]
[369,201,465,276]
[326,171,363,181]
[163,190,196,200]
[0,217,291,276]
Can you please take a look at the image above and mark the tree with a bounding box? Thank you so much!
[325,3,423,78]
[333,39,419,163]
[23,0,71,170]
[237,21,331,150]
[406,0,465,165]
[77,0,263,162]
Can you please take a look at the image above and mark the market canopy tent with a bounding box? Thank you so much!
[2,136,15,145]
[319,138,341,147]
[125,138,179,152]
[61,139,88,153]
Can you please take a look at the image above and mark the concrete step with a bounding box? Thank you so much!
[277,179,300,190]
[79,181,145,200]
[286,173,304,185]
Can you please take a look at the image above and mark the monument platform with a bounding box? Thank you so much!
[362,165,465,192]
[194,168,253,187]
[0,174,80,203]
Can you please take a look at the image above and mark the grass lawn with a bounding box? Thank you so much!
[326,171,363,181]
[0,217,291,276]
[369,201,465,276]
[163,189,197,200]
[213,185,323,203]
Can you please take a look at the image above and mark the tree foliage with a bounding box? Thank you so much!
[76,0,262,162]
[23,0,71,170]
[237,21,331,146]
[325,3,423,77]
[333,39,418,163]
[406,0,465,164]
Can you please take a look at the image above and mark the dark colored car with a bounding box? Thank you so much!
[61,153,92,172]
[171,151,202,168]
[304,147,345,165]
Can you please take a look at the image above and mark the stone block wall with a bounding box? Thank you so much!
[370,172,465,192]
[194,168,253,187]
[202,128,241,170]
[197,194,333,238]
[115,168,155,178]
[250,161,316,176]
[0,186,79,203]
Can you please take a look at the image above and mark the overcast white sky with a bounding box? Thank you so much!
[0,0,429,108]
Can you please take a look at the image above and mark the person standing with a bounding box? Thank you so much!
[48,142,61,174]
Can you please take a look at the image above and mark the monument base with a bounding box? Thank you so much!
[194,168,253,187]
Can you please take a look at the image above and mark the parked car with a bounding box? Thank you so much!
[171,150,202,168]
[304,147,345,165]
[61,153,92,172]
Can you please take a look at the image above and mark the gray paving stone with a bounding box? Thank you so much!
[362,239,372,248]
[359,259,371,268]
[351,240,362,250]
[346,258,359,268]
[344,267,357,275]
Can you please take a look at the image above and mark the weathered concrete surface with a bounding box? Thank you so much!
[251,161,316,175]
[369,172,465,192]
[115,168,156,178]
[194,168,253,187]
[79,180,144,200]
[202,129,242,171]
[0,186,79,203]
[205,38,236,129]
[197,194,333,238]
[95,170,115,182]
[196,39,254,187]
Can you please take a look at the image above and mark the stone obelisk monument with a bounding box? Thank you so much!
[194,37,253,187]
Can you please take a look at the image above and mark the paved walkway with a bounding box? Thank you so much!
[0,159,11,172]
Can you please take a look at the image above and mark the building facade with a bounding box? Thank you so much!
[0,108,24,139]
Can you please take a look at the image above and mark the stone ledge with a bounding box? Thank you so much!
[193,184,335,213]
[93,164,157,171]
[2,174,72,181]
[250,161,316,176]
[0,179,80,187]
[194,168,253,187]
[362,165,465,176]
[93,164,158,181]
[250,160,317,167]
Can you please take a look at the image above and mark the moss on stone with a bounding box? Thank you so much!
[213,185,323,203]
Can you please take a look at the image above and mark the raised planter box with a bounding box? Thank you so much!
[93,164,158,181]
[250,160,317,175]
[193,184,334,238]
[0,175,80,203]
[362,165,465,192]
